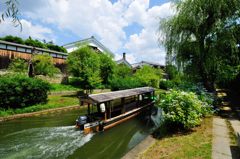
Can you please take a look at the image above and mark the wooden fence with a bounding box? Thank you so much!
[0,40,68,70]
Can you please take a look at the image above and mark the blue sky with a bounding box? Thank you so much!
[0,0,174,64]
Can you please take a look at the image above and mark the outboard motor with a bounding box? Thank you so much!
[76,115,87,130]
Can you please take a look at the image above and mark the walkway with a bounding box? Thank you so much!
[212,89,240,159]
[212,117,232,159]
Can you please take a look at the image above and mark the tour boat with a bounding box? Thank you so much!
[76,87,155,134]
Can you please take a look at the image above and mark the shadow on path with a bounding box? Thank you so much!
[215,89,240,159]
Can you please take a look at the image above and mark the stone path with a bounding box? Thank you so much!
[212,117,232,159]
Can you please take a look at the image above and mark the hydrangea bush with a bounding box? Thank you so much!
[158,90,213,129]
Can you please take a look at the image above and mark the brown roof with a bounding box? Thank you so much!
[88,87,154,103]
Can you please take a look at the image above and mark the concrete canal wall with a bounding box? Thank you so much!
[0,105,80,122]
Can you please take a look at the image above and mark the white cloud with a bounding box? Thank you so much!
[0,19,54,41]
[124,0,149,24]
[1,0,175,64]
[124,2,175,64]
[22,0,129,52]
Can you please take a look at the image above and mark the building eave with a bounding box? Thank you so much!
[116,58,132,68]
[62,36,114,56]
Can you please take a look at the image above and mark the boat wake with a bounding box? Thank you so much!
[0,126,94,159]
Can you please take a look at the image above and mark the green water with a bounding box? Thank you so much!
[0,108,158,159]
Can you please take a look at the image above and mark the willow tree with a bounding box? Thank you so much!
[160,0,240,91]
[0,0,22,30]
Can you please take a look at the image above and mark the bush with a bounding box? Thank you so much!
[176,81,214,106]
[0,74,50,109]
[110,77,143,91]
[159,80,214,106]
[158,90,213,129]
[33,54,60,76]
[134,65,162,88]
[114,64,132,78]
[159,80,175,90]
[8,58,28,73]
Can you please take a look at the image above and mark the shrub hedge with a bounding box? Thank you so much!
[0,74,50,109]
[158,90,213,129]
[110,77,144,91]
[159,80,175,90]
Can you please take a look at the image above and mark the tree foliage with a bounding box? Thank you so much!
[0,35,67,53]
[32,54,60,77]
[165,64,178,80]
[134,65,162,88]
[110,76,143,91]
[8,58,28,73]
[0,74,50,109]
[0,35,24,44]
[99,53,116,85]
[67,46,102,91]
[114,64,132,78]
[160,0,240,91]
[25,37,47,49]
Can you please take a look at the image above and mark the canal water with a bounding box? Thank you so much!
[0,108,161,159]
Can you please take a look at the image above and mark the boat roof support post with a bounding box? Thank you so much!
[109,101,112,119]
[121,98,125,114]
[136,95,139,108]
[87,103,90,115]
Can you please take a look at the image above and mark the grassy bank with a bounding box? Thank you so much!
[0,88,111,117]
[140,117,213,159]
[0,94,79,117]
[50,83,80,92]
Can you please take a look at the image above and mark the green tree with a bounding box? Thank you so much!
[0,35,24,44]
[165,64,178,80]
[160,0,240,92]
[67,46,102,92]
[8,58,28,73]
[99,53,116,85]
[32,54,60,76]
[46,42,67,53]
[114,64,132,78]
[134,65,162,88]
[25,37,47,49]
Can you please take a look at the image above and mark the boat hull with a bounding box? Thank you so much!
[81,102,154,134]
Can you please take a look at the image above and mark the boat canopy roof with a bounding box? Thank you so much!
[88,87,154,103]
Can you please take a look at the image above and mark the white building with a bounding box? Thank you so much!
[62,36,114,56]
